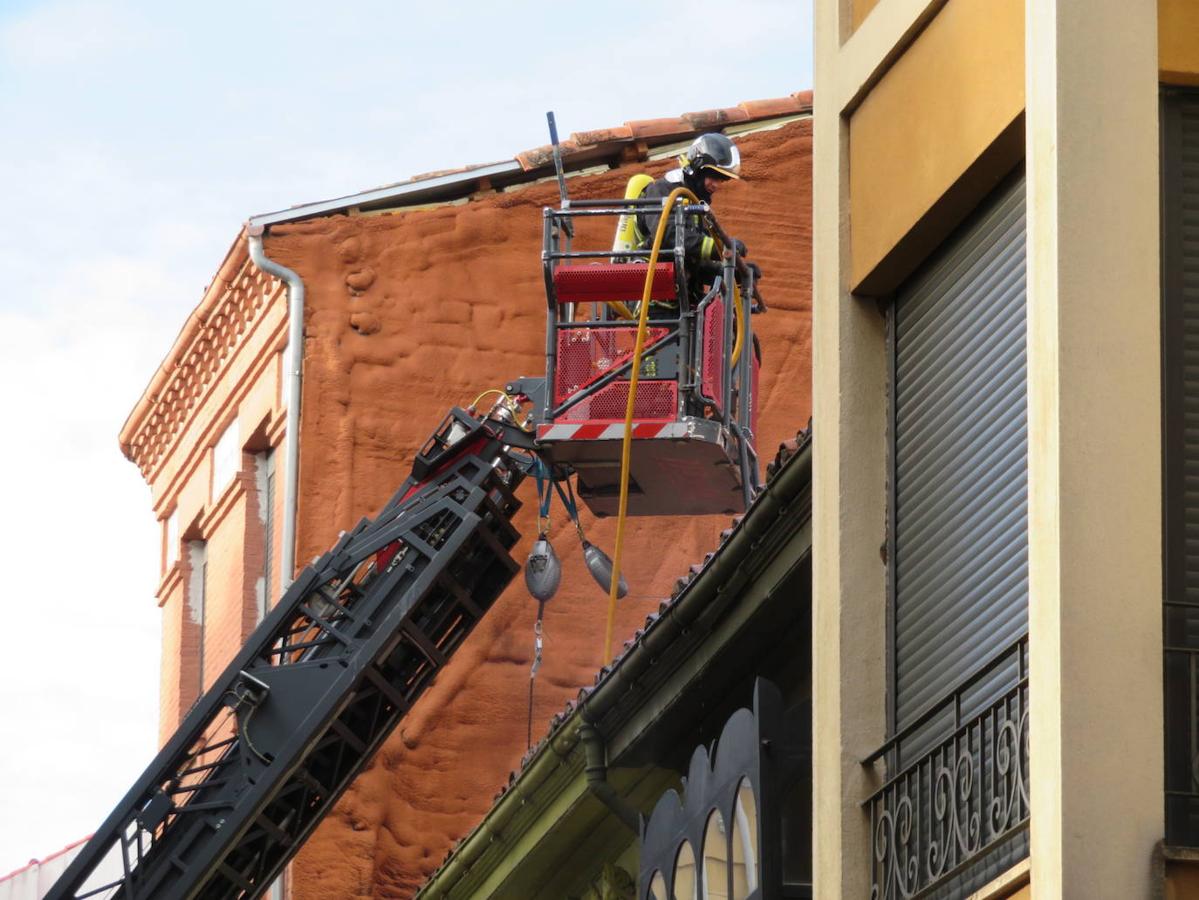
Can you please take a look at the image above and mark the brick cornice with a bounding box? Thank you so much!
[119,231,280,480]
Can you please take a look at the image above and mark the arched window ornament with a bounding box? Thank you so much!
[732,780,758,899]
[674,841,698,900]
[640,679,800,900]
[702,809,730,899]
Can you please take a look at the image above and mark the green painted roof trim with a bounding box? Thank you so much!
[418,436,813,899]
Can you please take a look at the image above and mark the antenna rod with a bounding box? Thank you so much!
[546,111,573,237]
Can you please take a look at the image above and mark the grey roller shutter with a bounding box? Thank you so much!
[1165,92,1199,619]
[1163,89,1199,846]
[892,173,1028,743]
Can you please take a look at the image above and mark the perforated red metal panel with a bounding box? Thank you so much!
[701,297,724,407]
[552,263,676,304]
[558,380,677,422]
[554,327,669,406]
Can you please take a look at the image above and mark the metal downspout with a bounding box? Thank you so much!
[247,224,303,590]
[578,721,640,834]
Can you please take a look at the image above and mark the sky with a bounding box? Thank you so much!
[0,0,812,876]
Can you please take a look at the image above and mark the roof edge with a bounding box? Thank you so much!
[417,433,813,898]
[1,834,92,884]
[247,160,523,230]
[249,91,812,230]
[118,228,249,464]
[117,91,814,477]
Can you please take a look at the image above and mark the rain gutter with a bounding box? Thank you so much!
[247,160,524,229]
[418,437,812,898]
[579,436,811,729]
[246,225,303,588]
[578,722,640,834]
[244,110,812,232]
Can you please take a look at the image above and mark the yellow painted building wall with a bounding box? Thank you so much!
[823,0,1195,894]
[843,0,1195,295]
[847,0,1024,293]
[852,0,882,32]
[1161,0,1199,85]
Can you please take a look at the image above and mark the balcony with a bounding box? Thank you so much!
[1165,599,1199,845]
[862,635,1029,899]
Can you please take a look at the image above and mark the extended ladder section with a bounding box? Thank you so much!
[48,410,530,900]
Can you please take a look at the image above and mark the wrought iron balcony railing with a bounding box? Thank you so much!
[1164,617,1199,846]
[862,635,1029,900]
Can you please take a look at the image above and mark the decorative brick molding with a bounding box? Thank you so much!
[120,234,282,479]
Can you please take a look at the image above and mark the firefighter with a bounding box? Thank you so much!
[633,132,757,315]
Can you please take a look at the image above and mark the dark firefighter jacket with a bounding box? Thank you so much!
[634,174,719,266]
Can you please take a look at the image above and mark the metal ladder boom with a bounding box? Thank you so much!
[47,409,528,900]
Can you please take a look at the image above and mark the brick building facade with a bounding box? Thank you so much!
[119,95,813,897]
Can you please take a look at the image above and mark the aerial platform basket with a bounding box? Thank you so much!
[528,196,763,517]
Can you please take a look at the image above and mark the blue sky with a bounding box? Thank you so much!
[0,0,812,875]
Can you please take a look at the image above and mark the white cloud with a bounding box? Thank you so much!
[0,0,158,68]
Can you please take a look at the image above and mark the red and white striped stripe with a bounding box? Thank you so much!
[537,421,689,441]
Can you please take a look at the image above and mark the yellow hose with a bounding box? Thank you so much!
[469,388,511,411]
[731,283,745,367]
[608,301,635,321]
[602,187,698,663]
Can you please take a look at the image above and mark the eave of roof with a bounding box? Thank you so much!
[247,92,812,229]
[121,93,810,479]
[417,430,813,899]
[121,93,812,467]
[247,160,524,229]
[117,230,249,464]
[0,835,92,883]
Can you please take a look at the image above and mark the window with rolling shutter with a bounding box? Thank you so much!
[865,173,1030,900]
[1163,88,1199,847]
[891,171,1029,746]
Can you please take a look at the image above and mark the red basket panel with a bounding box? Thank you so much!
[554,326,669,406]
[701,297,725,408]
[558,380,677,422]
[552,263,676,304]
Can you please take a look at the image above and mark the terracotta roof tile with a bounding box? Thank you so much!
[514,140,582,171]
[508,93,811,173]
[1,835,92,883]
[681,106,751,130]
[403,161,506,183]
[738,96,809,118]
[624,116,695,140]
[570,125,634,146]
[767,419,813,481]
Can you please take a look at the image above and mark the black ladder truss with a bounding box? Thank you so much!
[48,410,528,900]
